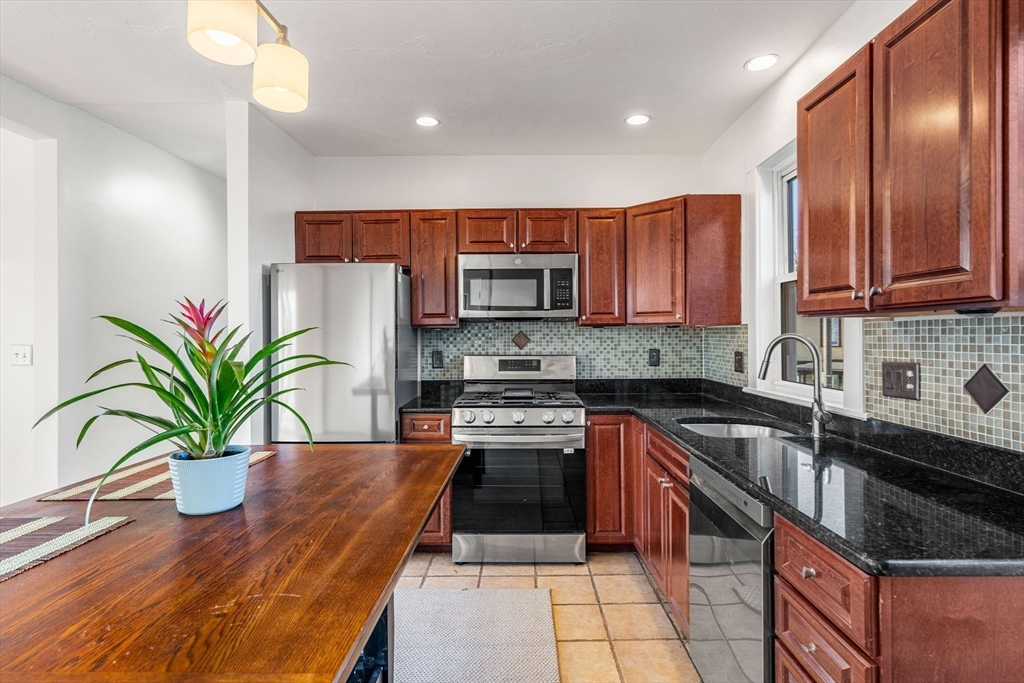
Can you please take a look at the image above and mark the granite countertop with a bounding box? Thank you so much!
[401,386,1024,577]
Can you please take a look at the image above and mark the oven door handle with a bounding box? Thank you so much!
[452,432,584,447]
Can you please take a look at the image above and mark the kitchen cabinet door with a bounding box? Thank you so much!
[586,415,631,546]
[578,209,626,326]
[457,209,517,253]
[418,485,452,547]
[642,454,668,591]
[517,209,577,253]
[684,195,741,326]
[797,45,873,314]
[665,480,690,637]
[295,212,352,262]
[630,418,647,554]
[400,412,453,549]
[410,211,459,327]
[352,212,411,267]
[872,0,1005,309]
[626,198,685,324]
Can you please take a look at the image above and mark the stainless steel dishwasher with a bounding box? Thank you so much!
[688,458,774,683]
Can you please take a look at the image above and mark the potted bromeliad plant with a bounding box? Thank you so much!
[36,299,345,524]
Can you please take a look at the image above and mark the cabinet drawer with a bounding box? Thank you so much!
[775,578,877,683]
[775,640,815,683]
[645,427,690,486]
[775,515,877,655]
[400,414,451,442]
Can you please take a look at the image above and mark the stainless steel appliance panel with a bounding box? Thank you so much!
[458,253,578,319]
[452,533,586,564]
[269,263,412,443]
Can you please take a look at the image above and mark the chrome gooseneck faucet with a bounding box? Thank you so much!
[758,333,833,439]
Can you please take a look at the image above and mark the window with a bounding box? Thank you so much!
[777,171,845,391]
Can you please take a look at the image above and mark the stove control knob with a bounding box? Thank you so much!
[461,410,476,424]
[542,411,556,424]
[512,411,526,424]
[561,411,575,424]
[481,410,495,424]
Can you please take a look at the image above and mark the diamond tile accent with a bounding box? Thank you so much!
[964,363,1009,414]
[512,331,531,349]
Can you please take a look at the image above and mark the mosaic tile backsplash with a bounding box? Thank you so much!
[703,325,748,387]
[864,315,1022,452]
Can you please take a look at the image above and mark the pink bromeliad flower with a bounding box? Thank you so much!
[169,298,226,362]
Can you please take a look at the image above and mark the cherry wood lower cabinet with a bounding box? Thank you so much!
[400,413,453,549]
[641,454,669,587]
[578,209,627,326]
[410,210,459,327]
[629,418,646,554]
[585,415,632,547]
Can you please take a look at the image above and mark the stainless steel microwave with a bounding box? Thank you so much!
[458,253,578,319]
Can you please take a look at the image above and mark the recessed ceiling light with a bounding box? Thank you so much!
[416,116,440,127]
[625,114,651,126]
[744,54,779,72]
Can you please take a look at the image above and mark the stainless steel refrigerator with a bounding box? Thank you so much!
[268,263,418,443]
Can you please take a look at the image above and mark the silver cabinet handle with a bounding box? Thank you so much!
[422,424,429,430]
[661,480,672,488]
[800,642,817,654]
[801,566,816,579]
[869,286,883,297]
[851,290,864,300]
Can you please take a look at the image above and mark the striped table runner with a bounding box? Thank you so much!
[40,450,276,502]
[0,516,133,581]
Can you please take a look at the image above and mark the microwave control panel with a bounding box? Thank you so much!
[551,269,574,310]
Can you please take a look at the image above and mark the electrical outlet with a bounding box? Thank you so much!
[734,351,745,373]
[11,345,33,366]
[648,348,660,367]
[882,361,920,400]
[431,350,444,369]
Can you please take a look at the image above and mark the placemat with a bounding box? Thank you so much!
[39,450,276,502]
[0,516,133,581]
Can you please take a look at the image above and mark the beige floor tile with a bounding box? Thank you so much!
[587,553,644,576]
[537,562,590,576]
[479,576,536,589]
[557,640,621,683]
[400,553,432,577]
[552,604,609,641]
[593,574,659,604]
[426,555,481,577]
[613,640,700,683]
[395,576,423,589]
[538,576,598,604]
[602,603,678,640]
[421,576,479,589]
[481,563,536,576]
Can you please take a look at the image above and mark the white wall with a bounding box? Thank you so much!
[226,103,314,444]
[0,75,228,489]
[314,155,703,209]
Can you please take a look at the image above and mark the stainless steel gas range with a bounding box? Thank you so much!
[449,355,586,564]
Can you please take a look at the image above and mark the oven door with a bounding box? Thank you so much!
[451,446,586,563]
[458,254,577,319]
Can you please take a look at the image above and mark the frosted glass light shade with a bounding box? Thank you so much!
[253,43,309,113]
[187,0,258,66]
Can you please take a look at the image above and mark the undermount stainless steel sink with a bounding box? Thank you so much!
[676,422,797,439]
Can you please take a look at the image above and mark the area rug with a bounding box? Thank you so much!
[39,451,275,501]
[0,516,133,581]
[393,588,560,683]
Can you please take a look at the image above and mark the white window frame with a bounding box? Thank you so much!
[746,140,867,419]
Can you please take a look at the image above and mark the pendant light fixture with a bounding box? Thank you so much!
[187,0,310,114]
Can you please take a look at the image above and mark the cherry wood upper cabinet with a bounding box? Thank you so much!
[410,211,459,327]
[457,209,517,253]
[352,212,411,267]
[797,46,873,315]
[684,195,741,325]
[872,0,1004,309]
[586,415,632,547]
[517,210,577,253]
[578,209,626,326]
[295,212,352,263]
[626,198,685,325]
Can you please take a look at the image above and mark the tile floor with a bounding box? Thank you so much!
[399,551,702,683]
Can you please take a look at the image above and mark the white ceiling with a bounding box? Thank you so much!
[0,0,855,176]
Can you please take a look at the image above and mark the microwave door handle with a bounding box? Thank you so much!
[543,269,551,310]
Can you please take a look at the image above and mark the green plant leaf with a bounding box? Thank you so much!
[76,415,102,448]
[86,359,135,383]
[98,316,205,405]
[243,327,318,375]
[225,360,345,417]
[269,399,315,451]
[34,381,204,430]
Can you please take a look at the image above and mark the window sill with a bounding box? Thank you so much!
[741,386,870,421]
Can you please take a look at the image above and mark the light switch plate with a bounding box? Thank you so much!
[734,351,745,373]
[882,361,920,400]
[11,345,33,366]
[648,348,660,367]
[431,350,444,369]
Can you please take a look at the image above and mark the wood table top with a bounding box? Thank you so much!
[0,443,465,682]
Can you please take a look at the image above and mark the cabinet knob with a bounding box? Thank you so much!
[509,243,514,249]
[661,480,672,489]
[799,642,817,654]
[676,314,682,320]
[801,566,816,579]
[354,258,359,263]
[869,286,883,297]
[450,316,455,321]
[581,315,587,320]
[422,424,429,430]
[851,290,864,300]
[586,420,591,427]
[344,258,350,263]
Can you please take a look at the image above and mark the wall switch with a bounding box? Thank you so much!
[648,348,660,367]
[882,361,920,400]
[11,345,33,366]
[431,350,444,369]
[734,351,745,373]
